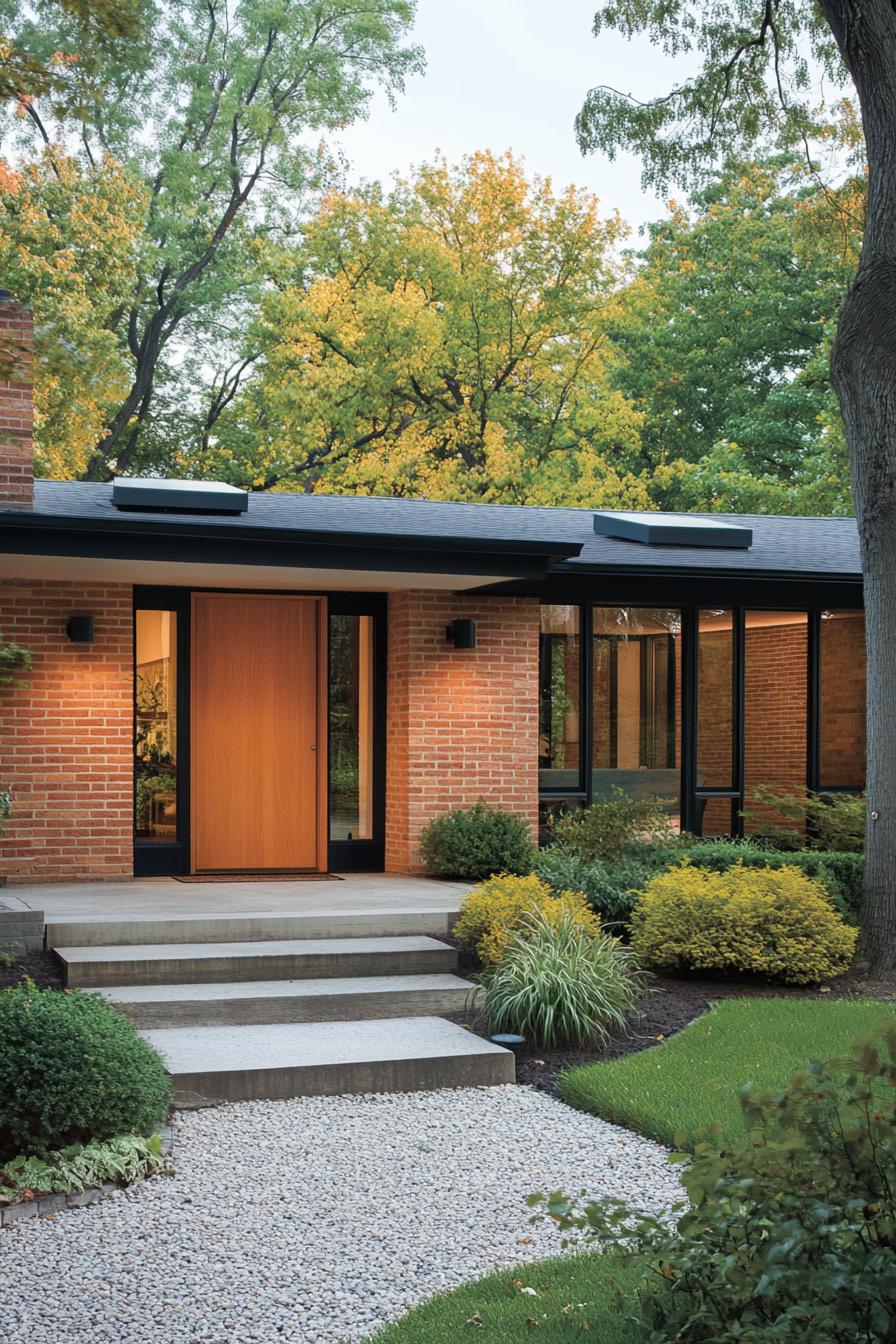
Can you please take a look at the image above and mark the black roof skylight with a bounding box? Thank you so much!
[594,511,752,549]
[112,477,248,514]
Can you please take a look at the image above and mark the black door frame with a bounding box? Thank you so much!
[132,585,387,877]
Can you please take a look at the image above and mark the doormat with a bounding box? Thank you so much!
[174,872,343,883]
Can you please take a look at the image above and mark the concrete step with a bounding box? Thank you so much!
[45,906,459,949]
[95,973,476,1028]
[141,1016,514,1106]
[56,936,457,989]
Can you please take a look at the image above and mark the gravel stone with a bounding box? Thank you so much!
[0,1085,681,1343]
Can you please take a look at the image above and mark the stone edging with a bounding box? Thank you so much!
[0,1124,175,1229]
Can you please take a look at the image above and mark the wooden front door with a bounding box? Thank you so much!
[190,593,325,873]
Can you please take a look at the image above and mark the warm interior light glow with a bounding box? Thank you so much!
[134,609,178,842]
[329,614,375,842]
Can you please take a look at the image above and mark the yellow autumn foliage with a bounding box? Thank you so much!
[454,873,602,966]
[630,863,857,985]
[0,147,145,477]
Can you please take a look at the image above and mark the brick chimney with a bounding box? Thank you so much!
[0,291,34,510]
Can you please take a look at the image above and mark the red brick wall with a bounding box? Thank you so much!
[386,592,540,873]
[0,298,34,510]
[0,581,134,882]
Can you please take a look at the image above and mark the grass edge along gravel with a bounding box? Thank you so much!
[558,996,896,1148]
[369,1252,641,1343]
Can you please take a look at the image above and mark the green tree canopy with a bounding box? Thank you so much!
[202,149,650,506]
[0,148,146,476]
[0,0,140,105]
[1,0,421,478]
[611,156,862,514]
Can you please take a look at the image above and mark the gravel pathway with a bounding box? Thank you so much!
[0,1086,681,1344]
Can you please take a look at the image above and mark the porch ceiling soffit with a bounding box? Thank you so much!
[0,510,582,591]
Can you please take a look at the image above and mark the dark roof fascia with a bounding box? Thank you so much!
[475,568,864,609]
[0,512,581,580]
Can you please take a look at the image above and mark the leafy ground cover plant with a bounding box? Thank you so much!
[630,863,857,984]
[475,909,644,1049]
[742,785,865,852]
[540,1024,896,1344]
[453,874,601,965]
[0,982,170,1160]
[558,997,891,1148]
[1,1133,166,1201]
[549,791,677,863]
[420,801,536,880]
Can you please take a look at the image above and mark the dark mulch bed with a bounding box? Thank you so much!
[0,949,64,991]
[446,943,896,1095]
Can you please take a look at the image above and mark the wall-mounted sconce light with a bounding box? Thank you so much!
[446,618,477,650]
[66,615,95,644]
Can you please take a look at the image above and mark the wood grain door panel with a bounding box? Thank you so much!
[191,594,322,872]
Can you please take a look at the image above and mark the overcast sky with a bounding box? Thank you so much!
[335,0,691,237]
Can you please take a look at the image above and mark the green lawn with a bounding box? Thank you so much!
[372,1254,641,1344]
[559,996,896,1148]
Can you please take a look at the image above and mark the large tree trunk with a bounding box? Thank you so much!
[821,0,896,974]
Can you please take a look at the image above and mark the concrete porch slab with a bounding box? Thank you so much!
[8,873,471,922]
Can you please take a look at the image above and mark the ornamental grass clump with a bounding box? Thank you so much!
[454,873,601,965]
[0,982,171,1161]
[630,862,857,984]
[477,910,644,1049]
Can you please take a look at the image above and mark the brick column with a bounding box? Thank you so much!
[386,592,540,873]
[0,581,134,882]
[0,293,34,510]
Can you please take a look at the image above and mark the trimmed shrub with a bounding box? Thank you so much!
[420,801,535,880]
[550,791,677,862]
[534,845,676,929]
[476,910,643,1049]
[539,1024,896,1344]
[685,839,864,922]
[630,863,857,984]
[454,873,601,965]
[0,983,171,1161]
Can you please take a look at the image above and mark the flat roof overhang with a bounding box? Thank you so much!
[477,565,864,609]
[0,511,583,591]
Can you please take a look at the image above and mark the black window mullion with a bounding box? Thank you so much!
[807,609,821,793]
[609,638,618,768]
[581,604,593,805]
[681,606,698,834]
[733,608,746,837]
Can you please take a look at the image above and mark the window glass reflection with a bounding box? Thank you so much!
[329,615,374,841]
[538,606,581,790]
[820,611,866,789]
[135,610,177,842]
[592,608,681,821]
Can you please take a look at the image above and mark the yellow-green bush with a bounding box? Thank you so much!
[454,873,601,965]
[629,863,857,984]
